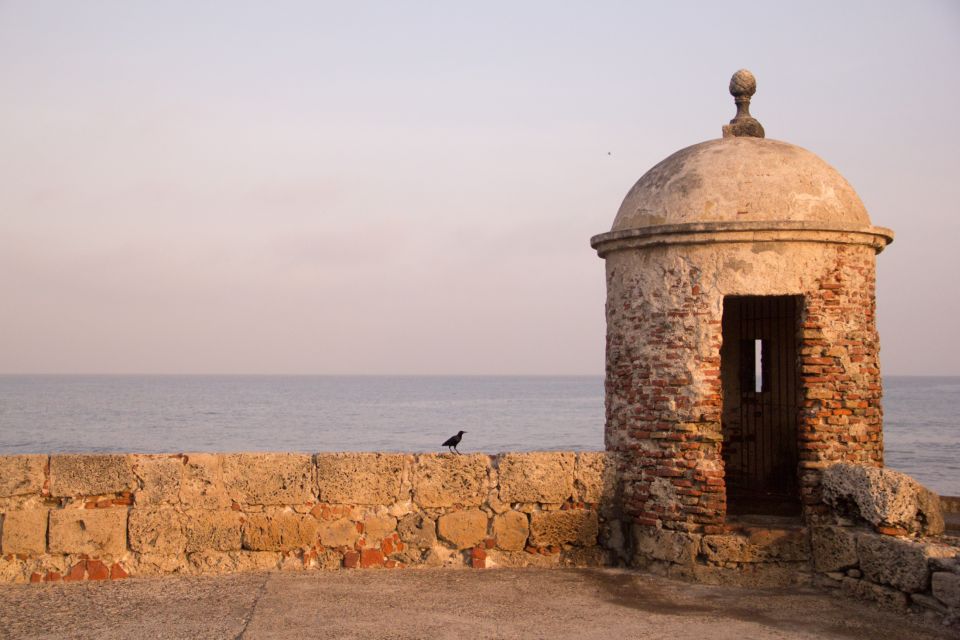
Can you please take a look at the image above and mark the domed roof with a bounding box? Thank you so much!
[611,136,871,233]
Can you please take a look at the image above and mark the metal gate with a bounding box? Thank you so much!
[720,295,801,515]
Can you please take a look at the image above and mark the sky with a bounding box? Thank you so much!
[1,1,958,375]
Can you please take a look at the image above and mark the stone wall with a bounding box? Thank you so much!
[0,452,619,584]
[811,526,960,624]
[809,464,959,625]
[797,246,883,518]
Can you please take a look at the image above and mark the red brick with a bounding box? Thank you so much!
[64,562,86,582]
[110,563,129,580]
[30,573,42,583]
[87,560,109,580]
[470,547,487,569]
[875,525,908,537]
[45,572,62,582]
[360,549,384,568]
[343,551,360,569]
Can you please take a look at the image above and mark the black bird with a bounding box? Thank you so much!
[442,430,466,455]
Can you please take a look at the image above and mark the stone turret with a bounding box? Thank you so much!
[591,71,893,537]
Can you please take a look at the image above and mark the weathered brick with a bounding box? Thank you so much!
[360,549,384,568]
[86,559,109,580]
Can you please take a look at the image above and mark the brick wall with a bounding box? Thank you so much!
[798,246,884,517]
[0,452,619,584]
[602,241,883,533]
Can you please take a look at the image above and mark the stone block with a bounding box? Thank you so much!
[312,549,345,570]
[223,454,314,505]
[189,550,279,574]
[397,513,436,548]
[821,463,944,535]
[49,454,134,496]
[840,577,908,611]
[497,453,575,504]
[0,509,47,555]
[49,508,127,557]
[701,528,808,565]
[182,510,243,552]
[811,526,859,572]
[701,535,757,563]
[687,563,811,589]
[529,510,598,547]
[910,593,948,614]
[932,571,960,608]
[131,455,182,506]
[128,508,185,555]
[412,454,489,507]
[180,454,230,509]
[437,509,488,549]
[242,511,318,551]
[485,549,560,568]
[744,527,809,561]
[633,526,700,566]
[857,533,951,593]
[317,517,361,548]
[575,452,615,504]
[126,552,189,576]
[362,515,397,542]
[560,547,610,567]
[493,511,529,551]
[316,453,408,505]
[0,455,46,497]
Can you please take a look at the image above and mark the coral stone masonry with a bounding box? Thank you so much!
[0,452,617,583]
[591,70,894,535]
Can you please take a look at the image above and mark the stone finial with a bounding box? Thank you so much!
[722,69,765,139]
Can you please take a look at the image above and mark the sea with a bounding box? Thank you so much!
[0,375,957,496]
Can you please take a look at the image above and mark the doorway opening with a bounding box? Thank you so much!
[720,295,802,517]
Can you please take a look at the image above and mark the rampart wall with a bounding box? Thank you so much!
[0,452,619,584]
[2,453,958,624]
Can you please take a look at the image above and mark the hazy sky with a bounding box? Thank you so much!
[1,1,958,375]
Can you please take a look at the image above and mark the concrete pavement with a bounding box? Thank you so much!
[0,568,954,639]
